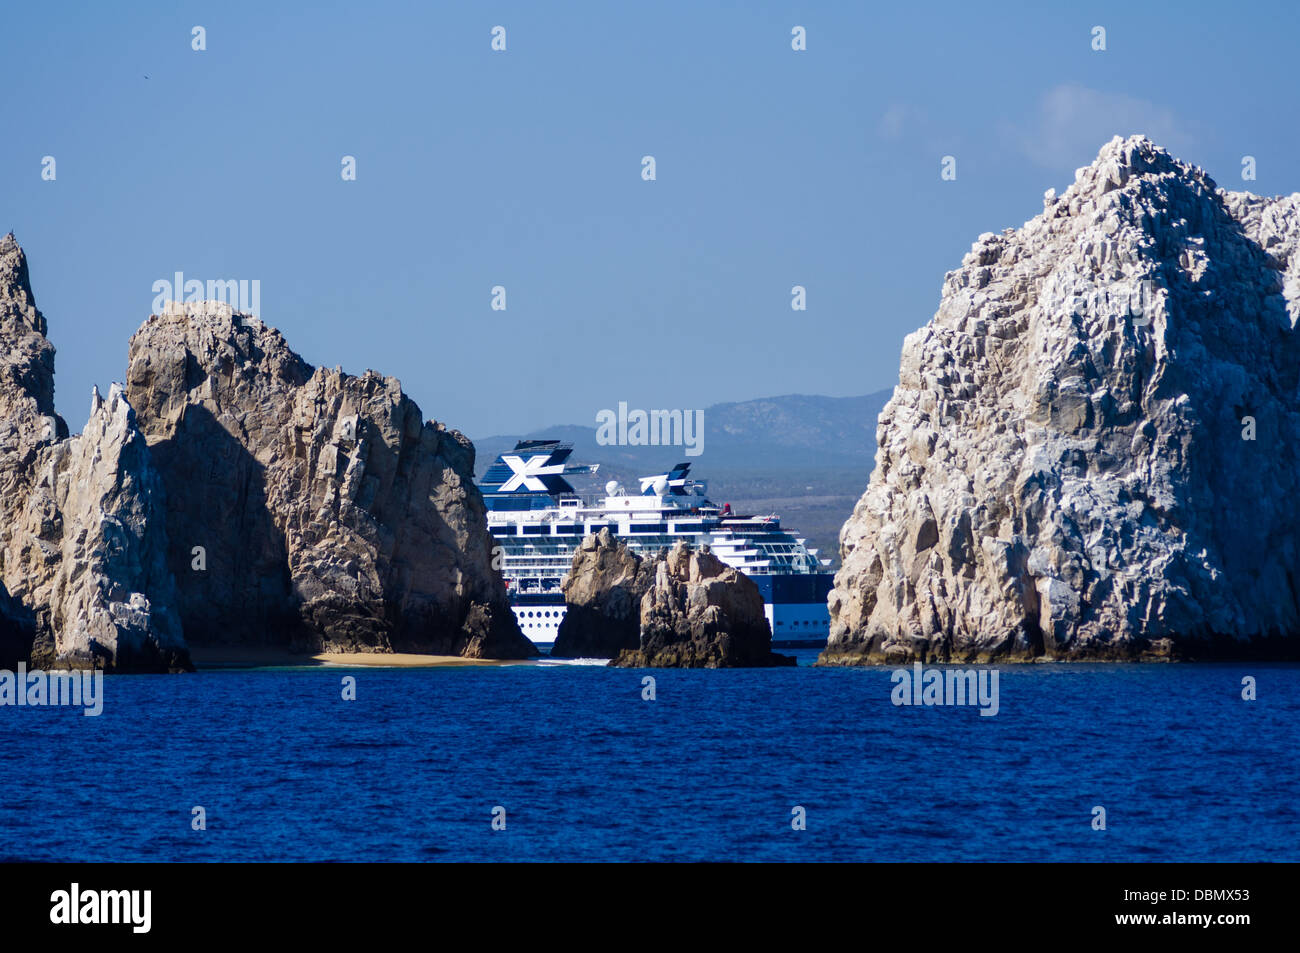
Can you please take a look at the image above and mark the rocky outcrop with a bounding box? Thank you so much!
[0,235,64,536]
[23,385,188,671]
[823,136,1300,664]
[552,529,655,658]
[611,541,794,667]
[0,233,53,669]
[0,235,188,672]
[125,303,535,659]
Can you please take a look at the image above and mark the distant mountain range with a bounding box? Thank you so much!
[470,391,894,565]
[471,392,893,476]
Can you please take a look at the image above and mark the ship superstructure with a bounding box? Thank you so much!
[479,440,834,648]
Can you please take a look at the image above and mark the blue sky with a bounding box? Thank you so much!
[3,1,1297,437]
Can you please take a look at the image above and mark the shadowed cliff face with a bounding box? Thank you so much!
[0,235,188,672]
[823,137,1300,665]
[0,581,33,670]
[126,303,536,659]
[145,403,300,649]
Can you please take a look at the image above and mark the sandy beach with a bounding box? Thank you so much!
[188,646,514,670]
[312,652,510,668]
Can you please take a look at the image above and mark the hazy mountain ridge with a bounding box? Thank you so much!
[473,392,891,474]
[472,392,892,564]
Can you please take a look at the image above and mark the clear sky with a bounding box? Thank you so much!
[3,1,1297,438]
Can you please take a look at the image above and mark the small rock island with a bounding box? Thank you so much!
[556,532,793,668]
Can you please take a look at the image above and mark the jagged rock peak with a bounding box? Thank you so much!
[823,137,1300,664]
[126,302,535,659]
[0,232,48,339]
[0,236,186,671]
[27,385,188,671]
[0,233,58,430]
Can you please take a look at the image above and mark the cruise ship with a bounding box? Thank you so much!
[479,440,835,648]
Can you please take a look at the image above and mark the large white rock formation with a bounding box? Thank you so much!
[824,137,1300,663]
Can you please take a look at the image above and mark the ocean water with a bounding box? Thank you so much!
[2,652,1296,862]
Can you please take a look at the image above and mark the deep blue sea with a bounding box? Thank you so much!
[2,652,1297,862]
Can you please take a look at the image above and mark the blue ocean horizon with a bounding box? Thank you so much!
[3,652,1296,862]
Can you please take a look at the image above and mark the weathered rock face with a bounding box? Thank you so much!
[125,303,535,659]
[23,385,188,671]
[0,235,63,446]
[612,540,794,667]
[0,235,188,672]
[824,136,1300,664]
[553,529,655,658]
[0,234,51,668]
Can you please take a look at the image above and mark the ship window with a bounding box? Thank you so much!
[522,526,549,535]
[492,526,517,536]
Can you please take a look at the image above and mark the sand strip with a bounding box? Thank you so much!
[312,652,509,668]
[189,646,513,669]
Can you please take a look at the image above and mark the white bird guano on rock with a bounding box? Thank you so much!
[822,136,1300,664]
[33,382,186,669]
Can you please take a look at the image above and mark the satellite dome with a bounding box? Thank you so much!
[605,480,621,495]
[652,476,669,495]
